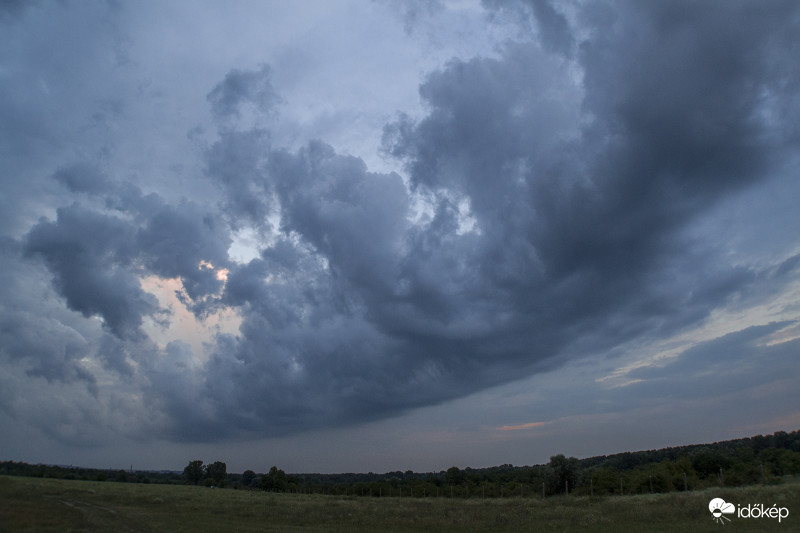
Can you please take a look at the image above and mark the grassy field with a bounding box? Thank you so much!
[1,475,797,532]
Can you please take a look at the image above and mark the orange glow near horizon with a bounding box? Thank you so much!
[499,421,548,431]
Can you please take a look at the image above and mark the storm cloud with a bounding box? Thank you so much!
[2,0,799,470]
[154,0,800,438]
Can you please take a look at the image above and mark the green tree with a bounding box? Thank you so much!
[261,466,288,492]
[589,467,623,495]
[549,454,581,494]
[183,460,204,485]
[691,450,732,479]
[241,469,256,487]
[205,461,227,486]
[446,466,465,486]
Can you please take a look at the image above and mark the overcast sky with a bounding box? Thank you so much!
[2,0,799,474]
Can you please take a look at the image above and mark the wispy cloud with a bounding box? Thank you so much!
[499,421,549,432]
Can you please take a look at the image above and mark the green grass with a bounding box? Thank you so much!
[1,475,798,532]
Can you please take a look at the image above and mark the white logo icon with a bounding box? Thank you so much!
[709,498,735,524]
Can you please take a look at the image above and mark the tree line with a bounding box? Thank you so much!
[181,460,288,491]
[2,430,798,496]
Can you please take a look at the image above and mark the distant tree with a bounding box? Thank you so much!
[549,454,581,493]
[183,460,204,485]
[205,461,227,485]
[759,448,800,476]
[588,466,621,495]
[691,450,732,478]
[445,466,465,486]
[261,466,288,492]
[241,469,256,487]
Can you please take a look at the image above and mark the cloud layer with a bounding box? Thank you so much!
[1,0,799,463]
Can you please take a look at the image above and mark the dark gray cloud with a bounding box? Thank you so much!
[207,64,281,125]
[137,200,231,303]
[4,0,800,452]
[24,204,156,339]
[382,0,797,343]
[130,0,797,441]
[526,0,573,56]
[22,163,232,338]
[0,236,102,400]
[206,129,273,229]
[483,0,574,56]
[53,163,113,196]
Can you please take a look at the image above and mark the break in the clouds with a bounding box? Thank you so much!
[1,0,799,471]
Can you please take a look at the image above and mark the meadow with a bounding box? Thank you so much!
[1,475,798,532]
